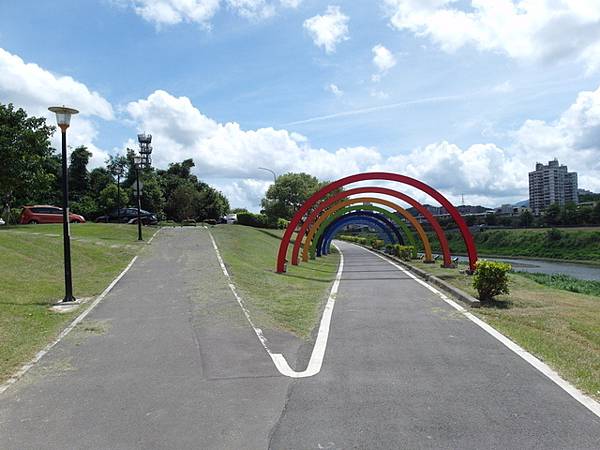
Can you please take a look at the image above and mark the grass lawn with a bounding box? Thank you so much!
[210,225,340,338]
[409,259,600,400]
[0,223,152,382]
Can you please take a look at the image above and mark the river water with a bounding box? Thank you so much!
[452,255,600,281]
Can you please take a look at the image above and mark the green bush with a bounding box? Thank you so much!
[277,218,290,229]
[385,243,395,254]
[546,228,563,242]
[473,260,512,301]
[394,245,416,261]
[370,239,384,250]
[236,212,270,228]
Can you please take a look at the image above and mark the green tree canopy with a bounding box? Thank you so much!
[260,172,329,222]
[69,145,92,199]
[0,103,56,215]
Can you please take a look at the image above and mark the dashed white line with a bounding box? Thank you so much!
[207,230,344,378]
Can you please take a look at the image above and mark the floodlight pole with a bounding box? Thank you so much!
[116,171,121,222]
[136,165,143,241]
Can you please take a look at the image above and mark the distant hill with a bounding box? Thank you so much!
[513,199,529,207]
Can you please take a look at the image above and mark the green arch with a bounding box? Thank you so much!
[309,204,418,259]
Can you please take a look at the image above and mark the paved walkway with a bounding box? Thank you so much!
[1,230,599,449]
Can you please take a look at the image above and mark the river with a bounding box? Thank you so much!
[452,255,600,281]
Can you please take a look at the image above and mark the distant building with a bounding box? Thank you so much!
[495,204,530,217]
[528,159,578,215]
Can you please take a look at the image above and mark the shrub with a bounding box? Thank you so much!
[394,245,416,261]
[370,239,384,250]
[473,261,512,301]
[385,244,395,254]
[236,212,270,228]
[277,218,290,229]
[546,228,563,242]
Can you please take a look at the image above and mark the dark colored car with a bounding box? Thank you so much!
[96,208,158,225]
[20,205,86,224]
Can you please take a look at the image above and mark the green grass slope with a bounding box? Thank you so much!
[0,223,148,382]
[210,225,340,338]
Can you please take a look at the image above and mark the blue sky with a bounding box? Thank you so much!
[1,0,600,210]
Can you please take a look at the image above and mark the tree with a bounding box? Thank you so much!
[69,146,92,199]
[261,172,324,222]
[166,184,199,221]
[0,103,55,220]
[591,202,600,224]
[544,203,562,226]
[519,210,534,227]
[99,184,129,214]
[90,168,113,196]
[484,213,498,226]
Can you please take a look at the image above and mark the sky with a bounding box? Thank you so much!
[1,0,600,211]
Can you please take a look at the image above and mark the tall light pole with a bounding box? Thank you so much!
[134,133,152,241]
[49,105,79,303]
[258,167,277,182]
[113,164,124,221]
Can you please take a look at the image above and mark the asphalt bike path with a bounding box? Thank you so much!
[1,231,599,449]
[0,228,293,449]
[269,242,600,449]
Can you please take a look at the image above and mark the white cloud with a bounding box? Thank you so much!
[327,83,344,97]
[0,47,113,168]
[303,5,349,53]
[384,0,600,74]
[131,0,221,26]
[125,85,600,210]
[226,0,275,19]
[372,44,396,75]
[492,80,513,93]
[128,0,300,26]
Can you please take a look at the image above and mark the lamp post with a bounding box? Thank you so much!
[258,167,277,182]
[113,165,124,221]
[48,105,79,303]
[134,133,152,241]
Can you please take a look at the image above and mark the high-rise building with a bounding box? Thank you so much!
[529,159,578,215]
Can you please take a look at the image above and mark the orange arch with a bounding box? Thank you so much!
[302,197,433,263]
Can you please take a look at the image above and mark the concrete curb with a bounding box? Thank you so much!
[361,246,481,308]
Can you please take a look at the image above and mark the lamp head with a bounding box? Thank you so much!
[48,106,79,131]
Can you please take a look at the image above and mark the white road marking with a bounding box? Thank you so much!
[0,256,139,395]
[208,230,344,378]
[359,244,600,419]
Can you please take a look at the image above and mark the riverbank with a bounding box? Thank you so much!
[435,227,600,262]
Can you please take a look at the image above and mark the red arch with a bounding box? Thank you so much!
[277,172,477,272]
[291,186,452,268]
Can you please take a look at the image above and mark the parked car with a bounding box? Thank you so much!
[96,208,158,225]
[19,205,86,224]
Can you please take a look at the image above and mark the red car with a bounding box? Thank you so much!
[19,205,86,224]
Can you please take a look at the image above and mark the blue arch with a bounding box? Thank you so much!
[317,216,395,257]
[317,212,404,257]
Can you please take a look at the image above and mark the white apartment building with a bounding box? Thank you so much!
[528,159,578,215]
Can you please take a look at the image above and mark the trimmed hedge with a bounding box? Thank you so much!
[236,212,270,228]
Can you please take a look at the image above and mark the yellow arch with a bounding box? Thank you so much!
[302,196,433,263]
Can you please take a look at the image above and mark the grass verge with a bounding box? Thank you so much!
[210,225,340,338]
[518,272,600,297]
[0,223,151,383]
[408,259,600,400]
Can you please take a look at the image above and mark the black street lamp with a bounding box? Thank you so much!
[134,133,152,241]
[113,164,124,222]
[48,105,79,303]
